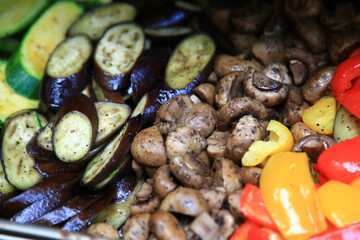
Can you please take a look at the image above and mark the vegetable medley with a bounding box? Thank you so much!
[1,0,360,239]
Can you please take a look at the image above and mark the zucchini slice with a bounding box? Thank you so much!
[53,94,98,162]
[68,3,137,41]
[94,22,145,91]
[0,61,39,122]
[1,110,48,190]
[82,116,141,186]
[40,34,93,109]
[94,101,132,146]
[6,1,83,99]
[0,0,49,38]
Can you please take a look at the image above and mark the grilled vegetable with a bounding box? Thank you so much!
[144,26,193,44]
[40,34,93,109]
[92,78,125,103]
[93,22,145,91]
[1,110,48,190]
[53,94,98,162]
[94,101,131,147]
[33,194,103,226]
[0,0,49,38]
[333,105,360,142]
[0,173,81,218]
[82,116,141,186]
[5,1,83,99]
[131,91,161,128]
[0,61,39,123]
[26,121,55,162]
[68,2,137,41]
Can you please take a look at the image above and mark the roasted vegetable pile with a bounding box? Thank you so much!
[1,0,360,239]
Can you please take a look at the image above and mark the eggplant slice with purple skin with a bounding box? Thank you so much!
[81,116,141,186]
[1,110,48,191]
[144,25,194,44]
[27,121,56,162]
[131,91,161,129]
[40,34,93,110]
[130,46,171,103]
[93,22,145,91]
[53,94,98,162]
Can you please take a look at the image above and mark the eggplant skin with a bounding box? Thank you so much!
[53,94,99,162]
[106,174,137,202]
[130,47,171,103]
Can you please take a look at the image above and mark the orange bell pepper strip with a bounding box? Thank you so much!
[260,152,327,240]
[229,220,259,240]
[317,180,360,228]
[309,222,360,240]
[240,184,278,231]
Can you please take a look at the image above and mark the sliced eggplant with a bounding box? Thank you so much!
[0,159,17,205]
[92,78,125,103]
[145,25,193,44]
[1,110,48,190]
[94,101,132,147]
[106,174,137,202]
[40,34,93,109]
[131,91,161,128]
[10,187,75,224]
[27,121,56,162]
[68,3,137,41]
[92,153,132,190]
[139,3,192,29]
[93,179,143,229]
[158,33,216,104]
[81,116,141,186]
[61,196,111,232]
[33,194,102,226]
[93,22,145,91]
[130,47,171,103]
[174,1,202,12]
[53,94,98,162]
[0,173,81,218]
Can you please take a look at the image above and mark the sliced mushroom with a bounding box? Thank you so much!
[145,166,158,179]
[123,213,151,240]
[184,103,217,138]
[302,66,336,104]
[289,60,308,85]
[227,189,245,221]
[193,83,216,107]
[165,126,206,160]
[136,181,154,202]
[131,125,167,167]
[292,134,336,163]
[130,195,161,216]
[225,115,264,164]
[213,210,238,240]
[284,0,324,21]
[170,153,214,190]
[154,165,178,199]
[239,167,262,186]
[86,223,120,239]
[206,130,231,160]
[150,211,187,240]
[295,18,328,54]
[199,188,227,210]
[211,9,231,34]
[155,94,194,135]
[262,63,292,85]
[229,33,257,57]
[244,68,289,107]
[207,71,218,85]
[217,96,268,131]
[160,187,209,217]
[212,158,242,193]
[214,54,262,78]
[132,159,145,178]
[290,122,317,143]
[285,47,318,76]
[215,71,245,109]
[190,212,220,240]
[279,86,309,126]
[320,3,355,32]
[329,31,360,65]
[251,38,286,65]
[263,14,287,37]
[196,151,211,167]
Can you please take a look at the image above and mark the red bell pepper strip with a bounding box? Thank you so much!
[240,184,278,231]
[309,221,360,240]
[248,225,284,240]
[318,173,329,185]
[317,135,360,183]
[330,53,360,119]
[229,220,259,240]
[349,47,360,58]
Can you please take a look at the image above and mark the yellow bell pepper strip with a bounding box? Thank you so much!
[317,180,360,228]
[317,135,360,184]
[229,220,259,240]
[260,152,327,239]
[248,225,284,240]
[302,95,337,134]
[242,120,293,166]
[240,184,278,231]
[309,221,360,240]
[350,177,360,191]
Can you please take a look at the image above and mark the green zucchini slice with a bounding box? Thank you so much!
[68,3,137,41]
[0,61,39,122]
[0,0,49,38]
[1,110,48,190]
[6,1,84,99]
